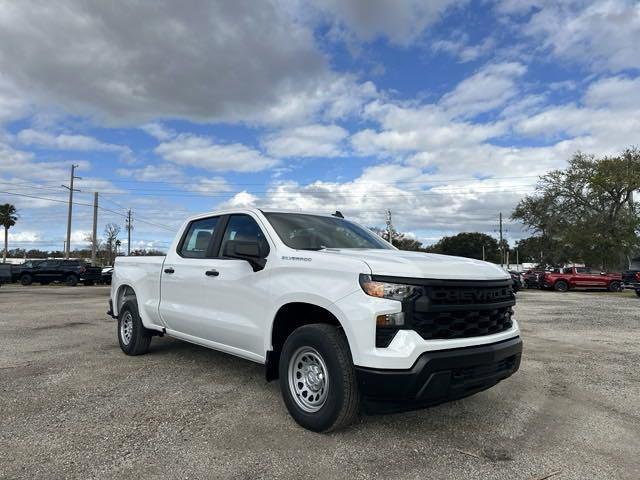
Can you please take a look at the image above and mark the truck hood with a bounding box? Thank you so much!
[318,249,509,280]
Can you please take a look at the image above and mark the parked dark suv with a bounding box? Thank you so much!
[18,260,102,286]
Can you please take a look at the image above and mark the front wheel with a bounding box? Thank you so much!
[608,281,621,292]
[20,274,33,286]
[279,324,359,432]
[65,274,78,286]
[117,300,151,355]
[554,280,569,292]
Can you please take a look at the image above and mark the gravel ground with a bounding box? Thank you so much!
[0,284,638,479]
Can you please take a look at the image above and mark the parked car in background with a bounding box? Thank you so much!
[0,264,11,287]
[542,266,622,292]
[508,270,522,292]
[100,266,113,285]
[10,260,44,282]
[621,257,640,297]
[18,259,101,286]
[523,269,545,289]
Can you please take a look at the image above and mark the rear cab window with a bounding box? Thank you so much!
[179,217,219,258]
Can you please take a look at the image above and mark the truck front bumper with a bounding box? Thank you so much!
[355,336,522,413]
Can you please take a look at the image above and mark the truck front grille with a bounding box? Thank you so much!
[373,277,515,346]
[410,280,515,340]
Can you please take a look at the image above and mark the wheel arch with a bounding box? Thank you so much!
[114,284,137,316]
[265,301,351,382]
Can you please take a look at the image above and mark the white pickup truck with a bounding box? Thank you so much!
[109,208,522,431]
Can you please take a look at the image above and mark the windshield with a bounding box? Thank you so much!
[264,213,392,250]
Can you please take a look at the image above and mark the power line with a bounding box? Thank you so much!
[0,190,174,231]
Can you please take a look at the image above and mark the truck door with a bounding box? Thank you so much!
[159,215,222,339]
[195,213,272,358]
[575,267,605,287]
[158,213,272,361]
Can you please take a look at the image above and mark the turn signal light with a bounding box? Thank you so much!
[376,312,405,327]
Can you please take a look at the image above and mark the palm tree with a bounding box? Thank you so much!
[0,203,18,263]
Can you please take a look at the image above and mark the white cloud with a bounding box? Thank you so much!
[16,129,132,160]
[263,124,349,158]
[440,62,527,118]
[314,0,465,45]
[155,134,278,172]
[504,0,640,72]
[116,164,185,182]
[432,36,496,63]
[8,231,41,243]
[0,0,328,125]
[0,76,29,125]
[584,76,640,110]
[140,122,175,141]
[188,177,231,194]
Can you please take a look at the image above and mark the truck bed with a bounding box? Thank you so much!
[112,256,165,327]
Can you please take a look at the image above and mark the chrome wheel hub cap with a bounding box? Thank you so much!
[288,347,329,413]
[120,312,133,345]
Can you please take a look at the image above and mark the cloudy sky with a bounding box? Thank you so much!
[1,0,639,252]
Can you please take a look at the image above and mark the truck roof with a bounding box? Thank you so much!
[185,207,340,222]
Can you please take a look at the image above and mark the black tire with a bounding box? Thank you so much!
[279,324,359,432]
[65,274,78,287]
[554,280,569,292]
[83,280,95,286]
[608,281,621,292]
[20,274,33,286]
[635,289,640,298]
[117,300,152,355]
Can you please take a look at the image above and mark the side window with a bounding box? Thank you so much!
[179,217,218,258]
[220,215,269,257]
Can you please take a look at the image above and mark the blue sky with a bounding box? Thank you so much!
[1,0,639,252]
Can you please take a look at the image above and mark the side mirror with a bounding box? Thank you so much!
[224,240,267,271]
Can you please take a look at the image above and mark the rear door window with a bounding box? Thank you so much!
[179,217,219,258]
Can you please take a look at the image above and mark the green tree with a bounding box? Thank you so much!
[513,235,570,267]
[426,232,500,262]
[369,227,424,251]
[512,148,640,269]
[0,203,18,263]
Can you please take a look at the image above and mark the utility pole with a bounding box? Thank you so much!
[499,212,504,268]
[482,244,485,261]
[126,209,132,255]
[62,164,81,259]
[91,192,98,265]
[385,209,393,243]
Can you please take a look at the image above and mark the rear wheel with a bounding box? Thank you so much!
[20,274,33,286]
[554,280,569,292]
[608,281,621,292]
[65,274,78,287]
[117,300,152,355]
[279,324,359,432]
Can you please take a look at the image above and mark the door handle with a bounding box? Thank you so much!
[164,267,175,274]
[205,269,219,277]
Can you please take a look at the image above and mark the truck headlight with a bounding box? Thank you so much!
[359,274,419,301]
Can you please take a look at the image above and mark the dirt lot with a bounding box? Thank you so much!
[1,285,638,479]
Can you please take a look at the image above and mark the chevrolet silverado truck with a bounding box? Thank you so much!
[542,266,622,292]
[109,209,522,432]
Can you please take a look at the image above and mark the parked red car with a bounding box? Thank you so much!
[543,267,622,292]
